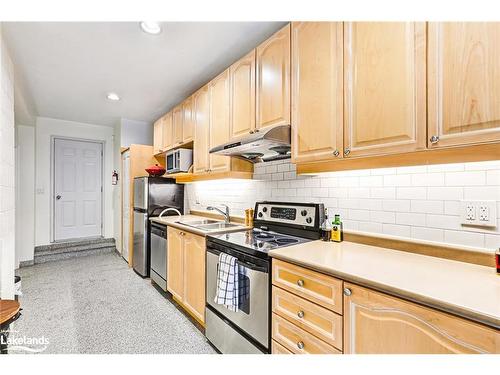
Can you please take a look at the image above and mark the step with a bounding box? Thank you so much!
[34,241,116,257]
[34,245,116,264]
[34,237,115,253]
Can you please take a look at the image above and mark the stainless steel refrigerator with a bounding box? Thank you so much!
[132,176,184,277]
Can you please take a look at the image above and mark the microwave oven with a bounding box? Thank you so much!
[166,148,193,174]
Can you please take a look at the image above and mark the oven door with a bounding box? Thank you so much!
[165,151,178,173]
[206,246,269,348]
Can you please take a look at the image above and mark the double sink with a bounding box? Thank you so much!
[175,219,240,231]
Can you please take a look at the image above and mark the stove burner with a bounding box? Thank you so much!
[275,238,299,245]
[254,233,275,241]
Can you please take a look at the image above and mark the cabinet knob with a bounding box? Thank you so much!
[297,341,305,350]
[297,310,305,319]
[343,287,352,296]
[254,129,260,133]
[344,148,351,156]
[430,135,440,144]
[296,279,304,287]
[333,149,340,157]
[249,130,254,134]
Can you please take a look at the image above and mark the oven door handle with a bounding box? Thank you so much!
[237,260,268,273]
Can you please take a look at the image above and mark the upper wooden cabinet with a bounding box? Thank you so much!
[172,104,184,146]
[209,69,231,173]
[229,50,256,139]
[343,22,427,158]
[153,118,163,155]
[256,24,291,131]
[193,86,210,174]
[291,22,344,164]
[182,96,194,143]
[428,22,500,148]
[162,111,173,151]
[343,283,500,354]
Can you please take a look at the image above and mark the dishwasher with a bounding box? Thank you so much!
[150,222,168,291]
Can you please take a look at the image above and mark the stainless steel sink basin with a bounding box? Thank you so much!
[176,219,219,227]
[175,219,241,231]
[196,222,239,230]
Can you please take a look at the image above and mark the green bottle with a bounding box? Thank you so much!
[331,214,343,242]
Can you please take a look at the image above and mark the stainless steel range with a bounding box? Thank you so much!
[205,201,324,354]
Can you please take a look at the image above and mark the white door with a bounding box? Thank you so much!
[54,138,103,241]
[121,151,130,262]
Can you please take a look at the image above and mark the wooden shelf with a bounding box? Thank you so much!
[173,171,253,183]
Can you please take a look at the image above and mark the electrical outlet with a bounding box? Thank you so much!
[460,200,497,227]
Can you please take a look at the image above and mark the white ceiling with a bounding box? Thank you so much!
[3,22,286,127]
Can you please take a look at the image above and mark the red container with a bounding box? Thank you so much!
[145,164,166,177]
[496,249,500,274]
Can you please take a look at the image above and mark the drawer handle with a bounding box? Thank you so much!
[296,279,304,287]
[297,310,305,319]
[297,341,305,350]
[343,287,352,296]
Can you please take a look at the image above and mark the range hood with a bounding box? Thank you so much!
[209,125,291,163]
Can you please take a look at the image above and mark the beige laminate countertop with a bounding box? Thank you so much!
[150,214,249,236]
[269,240,500,329]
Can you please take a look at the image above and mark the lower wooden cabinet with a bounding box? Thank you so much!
[272,314,341,354]
[271,339,293,354]
[166,227,206,324]
[343,283,500,354]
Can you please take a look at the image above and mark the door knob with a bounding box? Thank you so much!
[297,341,305,350]
[430,135,440,144]
[333,149,340,157]
[56,195,62,200]
[297,310,305,319]
[343,287,352,296]
[296,279,304,287]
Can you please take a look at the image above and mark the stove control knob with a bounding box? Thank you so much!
[262,207,268,213]
[301,210,307,217]
[306,217,312,224]
[258,212,263,218]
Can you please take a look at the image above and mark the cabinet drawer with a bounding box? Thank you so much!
[272,259,343,314]
[272,314,341,354]
[272,339,293,354]
[272,286,343,350]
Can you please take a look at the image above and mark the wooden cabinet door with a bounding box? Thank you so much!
[230,49,256,139]
[182,96,194,143]
[183,232,206,324]
[166,227,184,301]
[193,86,210,174]
[162,112,173,151]
[209,69,231,173]
[343,22,426,158]
[343,283,500,354]
[428,22,500,148]
[172,104,184,146]
[256,24,290,131]
[291,22,343,163]
[153,119,163,154]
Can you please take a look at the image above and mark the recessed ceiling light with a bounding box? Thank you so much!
[140,21,162,35]
[106,92,120,101]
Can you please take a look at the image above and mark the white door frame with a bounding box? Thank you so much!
[50,136,105,243]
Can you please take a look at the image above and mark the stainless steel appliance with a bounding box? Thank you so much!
[132,177,184,277]
[209,125,291,162]
[205,201,324,354]
[165,148,193,174]
[150,222,167,290]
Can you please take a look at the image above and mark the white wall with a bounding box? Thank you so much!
[186,159,500,253]
[35,117,114,246]
[120,118,152,147]
[0,25,16,298]
[15,125,35,267]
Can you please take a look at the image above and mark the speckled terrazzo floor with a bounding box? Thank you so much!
[10,252,216,354]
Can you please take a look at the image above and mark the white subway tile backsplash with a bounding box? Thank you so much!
[186,159,500,252]
[383,223,411,237]
[444,230,485,248]
[396,187,427,200]
[410,200,444,214]
[427,187,463,201]
[445,171,486,186]
[411,227,444,242]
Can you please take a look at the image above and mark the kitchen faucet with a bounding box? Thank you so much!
[207,204,230,223]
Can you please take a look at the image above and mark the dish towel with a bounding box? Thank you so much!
[214,253,239,312]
